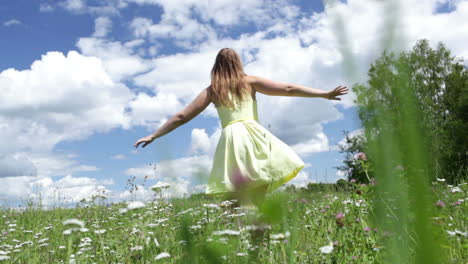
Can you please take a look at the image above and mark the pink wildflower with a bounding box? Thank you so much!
[335,212,344,220]
[336,212,345,227]
[230,169,250,190]
[435,200,446,208]
[364,227,371,232]
[356,152,367,161]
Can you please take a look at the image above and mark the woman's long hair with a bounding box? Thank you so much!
[210,48,248,108]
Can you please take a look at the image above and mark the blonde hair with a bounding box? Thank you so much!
[210,48,248,108]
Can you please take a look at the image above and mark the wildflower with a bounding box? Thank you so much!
[342,199,352,204]
[203,203,220,209]
[336,212,345,227]
[333,241,339,246]
[450,187,461,193]
[127,201,145,210]
[213,230,241,236]
[155,252,170,260]
[435,200,446,208]
[130,246,143,251]
[245,224,271,231]
[350,178,356,183]
[220,200,235,207]
[436,178,446,182]
[335,212,344,219]
[355,218,361,223]
[237,253,248,256]
[230,169,250,190]
[452,199,463,206]
[63,219,85,228]
[319,242,334,254]
[153,238,160,247]
[38,238,49,243]
[94,229,106,234]
[0,256,10,260]
[151,182,170,192]
[364,227,371,232]
[356,152,367,161]
[446,230,467,237]
[270,231,290,240]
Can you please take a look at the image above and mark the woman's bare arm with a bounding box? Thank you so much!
[248,75,348,100]
[133,87,212,148]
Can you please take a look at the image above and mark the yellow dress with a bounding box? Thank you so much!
[205,93,305,195]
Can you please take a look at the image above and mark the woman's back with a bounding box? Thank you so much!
[214,79,259,129]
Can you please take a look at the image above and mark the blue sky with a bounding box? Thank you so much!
[0,0,466,208]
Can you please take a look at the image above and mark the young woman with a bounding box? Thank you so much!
[134,48,348,207]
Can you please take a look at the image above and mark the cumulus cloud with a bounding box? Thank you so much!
[0,153,37,178]
[0,51,132,148]
[285,171,315,188]
[77,37,151,81]
[92,16,112,38]
[125,155,212,197]
[0,174,114,209]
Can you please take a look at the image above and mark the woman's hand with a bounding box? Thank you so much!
[326,85,348,100]
[133,135,155,148]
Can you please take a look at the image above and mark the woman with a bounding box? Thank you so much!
[134,48,348,207]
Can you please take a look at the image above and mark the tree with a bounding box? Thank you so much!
[353,39,468,183]
[335,130,372,183]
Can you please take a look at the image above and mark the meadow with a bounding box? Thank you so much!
[0,179,465,263]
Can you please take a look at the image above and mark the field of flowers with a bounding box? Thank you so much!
[0,179,466,263]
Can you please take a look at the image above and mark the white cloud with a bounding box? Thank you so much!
[3,19,21,27]
[0,153,37,178]
[77,37,151,81]
[62,0,86,11]
[60,0,126,15]
[0,50,134,185]
[189,127,221,156]
[127,92,183,128]
[0,175,113,209]
[111,154,127,160]
[333,128,364,151]
[125,155,212,197]
[189,129,210,154]
[39,4,54,12]
[92,16,112,38]
[285,171,315,188]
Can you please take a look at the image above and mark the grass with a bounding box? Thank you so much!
[0,180,465,263]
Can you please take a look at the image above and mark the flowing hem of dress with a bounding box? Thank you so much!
[205,164,305,197]
[266,164,305,193]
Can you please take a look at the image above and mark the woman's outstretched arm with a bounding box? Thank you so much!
[248,75,348,100]
[133,87,212,148]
